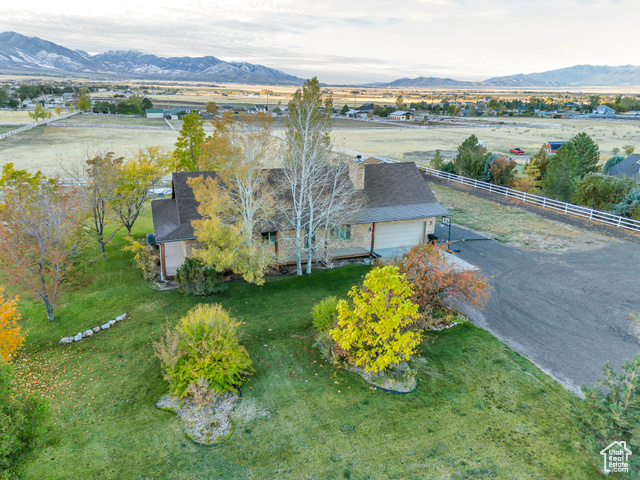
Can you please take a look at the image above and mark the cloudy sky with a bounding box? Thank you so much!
[4,0,640,84]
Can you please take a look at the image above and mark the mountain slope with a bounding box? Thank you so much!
[0,32,304,85]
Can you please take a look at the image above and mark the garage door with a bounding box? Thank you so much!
[374,221,426,250]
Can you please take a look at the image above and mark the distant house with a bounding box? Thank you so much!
[593,105,616,116]
[345,109,368,119]
[389,111,415,120]
[358,103,375,113]
[255,105,268,113]
[151,160,449,278]
[146,109,165,119]
[606,154,640,183]
[543,141,566,154]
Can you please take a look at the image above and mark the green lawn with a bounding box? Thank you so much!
[0,125,21,134]
[11,207,600,479]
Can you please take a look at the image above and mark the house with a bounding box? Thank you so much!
[145,109,165,119]
[543,141,566,155]
[592,105,616,116]
[345,109,368,119]
[151,160,449,278]
[255,105,268,113]
[606,154,640,183]
[389,111,415,120]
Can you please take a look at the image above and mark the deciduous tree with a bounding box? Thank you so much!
[64,151,124,259]
[0,287,24,362]
[169,111,207,172]
[330,266,421,373]
[0,166,86,321]
[189,114,276,285]
[112,146,168,235]
[488,156,517,187]
[542,143,580,202]
[28,105,52,123]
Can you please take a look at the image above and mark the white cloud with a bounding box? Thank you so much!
[2,0,640,83]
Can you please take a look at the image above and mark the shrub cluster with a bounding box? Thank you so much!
[174,257,227,296]
[1,362,56,478]
[154,304,254,398]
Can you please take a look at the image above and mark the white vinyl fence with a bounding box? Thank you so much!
[0,112,79,140]
[338,148,640,234]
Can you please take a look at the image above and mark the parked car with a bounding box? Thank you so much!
[510,147,524,155]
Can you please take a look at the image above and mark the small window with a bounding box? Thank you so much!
[261,232,276,244]
[332,225,351,240]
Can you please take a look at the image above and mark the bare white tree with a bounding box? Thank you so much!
[279,78,362,275]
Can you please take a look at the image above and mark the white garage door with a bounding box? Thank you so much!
[164,241,186,277]
[374,221,426,250]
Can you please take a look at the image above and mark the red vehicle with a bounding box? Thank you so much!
[510,147,524,155]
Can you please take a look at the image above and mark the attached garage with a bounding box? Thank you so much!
[373,221,426,250]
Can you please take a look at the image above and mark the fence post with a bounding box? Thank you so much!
[505,187,509,198]
[542,198,546,209]
[589,209,593,220]
[523,192,527,203]
[489,184,492,193]
[564,204,568,213]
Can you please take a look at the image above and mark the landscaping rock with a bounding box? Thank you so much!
[92,326,101,333]
[73,333,83,342]
[58,337,73,344]
[108,320,116,326]
[101,323,111,330]
[83,329,93,337]
[116,314,127,322]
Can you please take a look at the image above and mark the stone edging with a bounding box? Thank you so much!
[58,313,127,344]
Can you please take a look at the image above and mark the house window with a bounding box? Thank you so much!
[332,225,351,240]
[261,232,276,244]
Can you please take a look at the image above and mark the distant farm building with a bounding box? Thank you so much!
[389,111,415,120]
[145,109,164,119]
[592,105,616,116]
[543,141,566,154]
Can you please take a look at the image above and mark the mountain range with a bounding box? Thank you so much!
[0,32,305,85]
[2,32,640,87]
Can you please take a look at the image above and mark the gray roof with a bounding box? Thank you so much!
[151,162,449,243]
[606,154,640,182]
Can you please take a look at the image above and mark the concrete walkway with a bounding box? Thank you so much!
[434,223,640,395]
[374,246,477,272]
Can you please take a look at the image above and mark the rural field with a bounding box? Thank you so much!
[0,125,178,175]
[2,109,639,176]
[333,117,640,165]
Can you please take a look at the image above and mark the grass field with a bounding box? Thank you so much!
[333,117,640,165]
[51,114,169,127]
[429,183,613,251]
[6,207,602,479]
[0,125,20,134]
[0,126,178,175]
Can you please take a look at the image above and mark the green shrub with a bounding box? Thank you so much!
[311,296,339,332]
[0,362,56,478]
[571,174,636,211]
[612,188,640,219]
[174,257,227,296]
[154,304,254,398]
[603,155,625,173]
[577,354,640,471]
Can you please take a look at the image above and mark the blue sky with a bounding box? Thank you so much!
[4,0,640,83]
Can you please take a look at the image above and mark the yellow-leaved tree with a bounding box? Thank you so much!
[189,113,276,285]
[0,287,25,362]
[330,266,421,373]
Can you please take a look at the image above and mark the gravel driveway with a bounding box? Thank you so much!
[435,222,640,395]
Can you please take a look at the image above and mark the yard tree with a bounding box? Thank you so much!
[65,151,125,259]
[206,101,218,114]
[280,77,361,275]
[0,165,86,321]
[77,89,91,111]
[189,114,276,285]
[330,266,421,373]
[390,243,490,325]
[170,111,207,172]
[453,134,490,179]
[141,97,153,110]
[28,105,52,122]
[488,156,517,187]
[623,145,636,155]
[0,287,24,362]
[198,112,238,171]
[570,132,601,177]
[340,104,350,115]
[571,174,635,211]
[54,106,62,117]
[523,147,552,190]
[542,143,580,202]
[111,146,169,235]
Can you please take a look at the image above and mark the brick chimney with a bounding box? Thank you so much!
[349,155,365,190]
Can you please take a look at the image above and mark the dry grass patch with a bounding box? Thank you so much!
[431,184,613,252]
